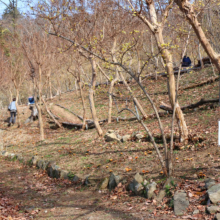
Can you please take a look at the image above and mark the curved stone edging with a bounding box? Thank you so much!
[0,150,158,197]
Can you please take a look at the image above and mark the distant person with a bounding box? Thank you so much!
[182,55,192,67]
[28,96,35,105]
[28,96,38,121]
[8,98,17,126]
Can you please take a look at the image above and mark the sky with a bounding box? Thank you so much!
[0,0,32,17]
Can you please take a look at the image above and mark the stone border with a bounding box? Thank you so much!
[0,150,156,197]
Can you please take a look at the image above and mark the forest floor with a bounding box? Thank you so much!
[0,66,219,219]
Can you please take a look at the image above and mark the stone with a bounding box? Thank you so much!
[121,135,130,142]
[108,173,117,190]
[36,160,44,169]
[145,182,157,199]
[66,172,77,181]
[42,160,50,170]
[72,175,79,182]
[2,151,9,156]
[46,162,60,178]
[117,134,122,140]
[205,178,216,190]
[207,184,220,204]
[156,189,166,202]
[135,134,144,140]
[85,176,102,186]
[104,132,120,142]
[214,213,220,220]
[193,210,199,215]
[174,190,189,216]
[100,177,109,189]
[60,170,69,179]
[206,206,220,214]
[53,165,61,178]
[134,173,143,183]
[128,173,144,195]
[30,156,38,166]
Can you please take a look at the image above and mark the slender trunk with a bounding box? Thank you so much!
[36,66,44,141]
[108,75,118,123]
[175,0,220,72]
[75,79,79,95]
[89,55,103,136]
[150,35,158,80]
[155,28,188,143]
[78,78,87,130]
[198,42,204,69]
[47,69,52,99]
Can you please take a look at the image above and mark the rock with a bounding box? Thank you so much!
[72,175,79,182]
[121,135,130,142]
[85,176,102,186]
[205,178,216,190]
[60,170,69,179]
[156,189,166,202]
[135,134,144,140]
[36,160,50,170]
[128,173,144,195]
[173,190,189,216]
[36,160,44,169]
[100,177,109,189]
[67,172,78,182]
[30,156,38,166]
[134,173,143,183]
[207,184,220,204]
[41,160,50,170]
[46,162,60,178]
[104,132,120,142]
[206,206,220,214]
[145,182,157,199]
[193,210,199,215]
[2,151,9,156]
[108,173,117,190]
[117,134,122,140]
[214,213,220,220]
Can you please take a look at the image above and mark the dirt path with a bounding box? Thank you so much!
[0,157,167,220]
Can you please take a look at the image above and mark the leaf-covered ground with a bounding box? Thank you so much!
[0,66,219,219]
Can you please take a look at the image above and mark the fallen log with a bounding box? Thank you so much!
[61,112,169,129]
[160,98,218,112]
[180,76,219,90]
[43,99,62,128]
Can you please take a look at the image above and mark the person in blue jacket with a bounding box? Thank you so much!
[182,55,192,67]
[8,98,17,126]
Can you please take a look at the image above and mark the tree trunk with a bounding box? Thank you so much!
[36,66,44,141]
[78,79,87,130]
[108,75,118,123]
[155,28,188,143]
[198,42,204,69]
[175,0,220,71]
[47,68,53,99]
[89,55,103,136]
